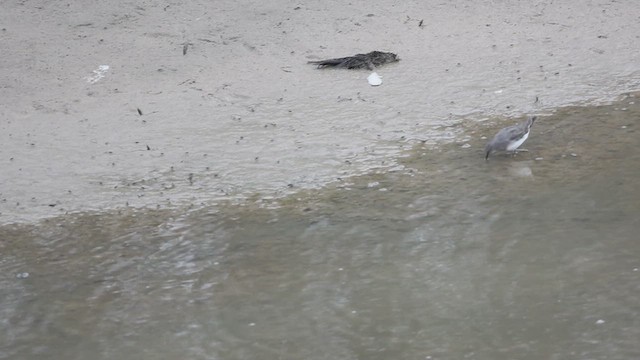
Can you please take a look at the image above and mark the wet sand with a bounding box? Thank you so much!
[1,0,640,223]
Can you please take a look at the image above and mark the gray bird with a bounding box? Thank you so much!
[308,51,399,70]
[485,116,537,160]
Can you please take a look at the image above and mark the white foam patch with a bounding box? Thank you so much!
[86,65,110,83]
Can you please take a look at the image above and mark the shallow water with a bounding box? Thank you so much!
[1,95,639,359]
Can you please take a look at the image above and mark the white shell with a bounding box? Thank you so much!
[367,72,382,86]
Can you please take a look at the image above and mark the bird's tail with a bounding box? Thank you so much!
[307,57,350,68]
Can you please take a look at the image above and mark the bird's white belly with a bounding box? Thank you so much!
[506,132,529,151]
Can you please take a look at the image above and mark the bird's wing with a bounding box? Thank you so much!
[498,123,527,142]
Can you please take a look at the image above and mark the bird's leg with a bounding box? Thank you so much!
[510,148,529,157]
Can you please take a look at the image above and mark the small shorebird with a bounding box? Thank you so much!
[308,51,399,70]
[485,116,537,160]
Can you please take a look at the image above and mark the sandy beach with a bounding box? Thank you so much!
[1,0,639,223]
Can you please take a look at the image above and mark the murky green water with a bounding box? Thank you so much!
[1,95,639,360]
